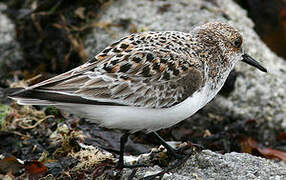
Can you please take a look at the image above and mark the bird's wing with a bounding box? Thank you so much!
[11,31,205,108]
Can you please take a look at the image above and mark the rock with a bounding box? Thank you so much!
[84,0,227,55]
[122,150,286,179]
[0,3,23,79]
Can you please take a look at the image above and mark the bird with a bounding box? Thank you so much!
[7,22,267,168]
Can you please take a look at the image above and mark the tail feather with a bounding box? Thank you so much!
[10,97,57,105]
[5,88,54,105]
[6,88,123,106]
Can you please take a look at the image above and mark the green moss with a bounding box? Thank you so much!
[45,106,60,116]
[45,106,65,123]
[0,104,11,130]
[55,118,65,123]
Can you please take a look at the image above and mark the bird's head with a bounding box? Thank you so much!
[193,22,267,73]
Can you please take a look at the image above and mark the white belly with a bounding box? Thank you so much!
[59,83,215,132]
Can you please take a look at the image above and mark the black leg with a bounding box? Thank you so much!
[117,133,129,169]
[116,133,148,169]
[150,132,184,159]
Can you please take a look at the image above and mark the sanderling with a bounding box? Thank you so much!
[8,22,267,167]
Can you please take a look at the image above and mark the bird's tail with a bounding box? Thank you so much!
[5,87,116,106]
[5,88,58,105]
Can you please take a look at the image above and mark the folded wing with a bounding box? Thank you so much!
[9,31,204,109]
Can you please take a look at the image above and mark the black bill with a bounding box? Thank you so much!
[242,53,267,72]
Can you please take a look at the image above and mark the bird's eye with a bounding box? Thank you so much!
[233,37,242,48]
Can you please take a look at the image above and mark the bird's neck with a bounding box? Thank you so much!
[205,58,234,92]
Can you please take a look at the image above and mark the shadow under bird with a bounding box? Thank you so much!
[7,22,267,168]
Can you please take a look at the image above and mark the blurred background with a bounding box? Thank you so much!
[236,0,286,59]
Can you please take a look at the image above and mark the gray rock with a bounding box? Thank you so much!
[84,0,226,55]
[122,150,286,179]
[0,3,23,79]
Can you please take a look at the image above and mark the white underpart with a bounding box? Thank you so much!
[13,82,218,133]
[53,82,217,133]
[13,65,234,133]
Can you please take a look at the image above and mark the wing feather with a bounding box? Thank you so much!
[11,31,205,108]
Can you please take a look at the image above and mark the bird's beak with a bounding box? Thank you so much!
[242,53,267,72]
